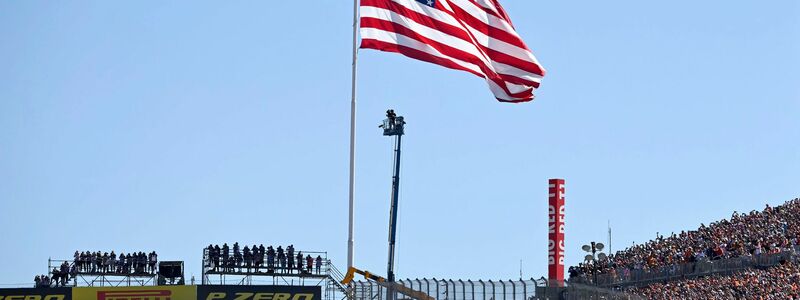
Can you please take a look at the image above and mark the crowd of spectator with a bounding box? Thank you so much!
[569,198,800,282]
[628,259,800,299]
[33,251,158,287]
[74,250,157,275]
[205,243,323,275]
[34,274,55,288]
[35,261,73,287]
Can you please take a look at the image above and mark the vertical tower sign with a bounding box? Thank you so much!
[548,179,565,282]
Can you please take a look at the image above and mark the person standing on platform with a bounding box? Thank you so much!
[277,246,286,272]
[253,245,259,270]
[69,262,77,279]
[233,243,241,269]
[102,252,109,273]
[117,252,125,274]
[267,246,276,272]
[296,252,303,274]
[213,245,221,271]
[280,254,287,273]
[60,261,69,286]
[287,246,295,273]
[315,255,323,275]
[243,246,251,273]
[109,251,117,273]
[149,251,157,274]
[257,244,265,271]
[73,251,79,271]
[206,245,214,270]
[222,244,230,272]
[94,252,102,273]
[51,268,59,286]
[306,255,313,274]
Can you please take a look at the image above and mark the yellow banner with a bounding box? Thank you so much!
[72,285,196,300]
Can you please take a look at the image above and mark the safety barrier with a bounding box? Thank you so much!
[570,245,800,288]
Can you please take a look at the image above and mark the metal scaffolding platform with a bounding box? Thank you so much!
[48,258,157,287]
[201,249,350,300]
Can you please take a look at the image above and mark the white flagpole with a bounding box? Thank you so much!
[347,0,359,271]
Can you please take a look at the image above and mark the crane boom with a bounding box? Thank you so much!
[341,267,433,300]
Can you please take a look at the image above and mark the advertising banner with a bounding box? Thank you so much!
[548,178,565,283]
[0,287,72,300]
[197,285,321,300]
[72,285,196,300]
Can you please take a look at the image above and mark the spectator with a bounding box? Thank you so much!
[306,255,313,274]
[629,259,800,299]
[233,242,241,271]
[244,245,252,273]
[267,246,276,272]
[287,245,295,272]
[257,244,265,271]
[203,243,320,276]
[148,251,157,274]
[296,252,303,274]
[570,198,800,283]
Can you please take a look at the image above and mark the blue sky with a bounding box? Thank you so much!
[0,0,798,286]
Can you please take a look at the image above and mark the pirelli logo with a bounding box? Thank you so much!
[97,290,172,300]
[205,293,315,300]
[0,296,66,300]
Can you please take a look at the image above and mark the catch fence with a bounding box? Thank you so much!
[350,277,641,300]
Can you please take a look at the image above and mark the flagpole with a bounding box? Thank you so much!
[347,0,359,271]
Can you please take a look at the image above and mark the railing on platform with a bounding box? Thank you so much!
[201,248,353,300]
[570,245,800,288]
[47,258,157,287]
[201,249,330,285]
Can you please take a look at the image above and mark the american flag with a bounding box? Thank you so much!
[360,0,545,102]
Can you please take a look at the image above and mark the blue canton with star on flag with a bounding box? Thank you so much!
[415,0,436,7]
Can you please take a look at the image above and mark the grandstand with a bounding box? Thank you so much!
[569,197,800,299]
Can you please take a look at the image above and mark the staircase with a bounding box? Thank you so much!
[325,260,352,300]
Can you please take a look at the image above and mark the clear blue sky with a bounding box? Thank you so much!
[0,0,798,286]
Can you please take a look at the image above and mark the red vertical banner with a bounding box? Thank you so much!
[548,179,565,283]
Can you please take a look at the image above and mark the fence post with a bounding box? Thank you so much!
[423,278,431,299]
[434,278,440,300]
[448,280,455,300]
[499,280,506,300]
[468,280,475,300]
[478,280,486,300]
[458,279,465,300]
[489,280,495,300]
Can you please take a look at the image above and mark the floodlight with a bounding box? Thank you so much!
[595,243,605,251]
[582,245,591,252]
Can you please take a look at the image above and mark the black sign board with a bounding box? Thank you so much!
[0,287,72,300]
[197,285,321,300]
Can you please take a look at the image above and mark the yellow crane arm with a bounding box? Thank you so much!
[341,267,386,285]
[340,267,433,300]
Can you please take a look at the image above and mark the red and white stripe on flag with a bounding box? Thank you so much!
[360,0,545,102]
